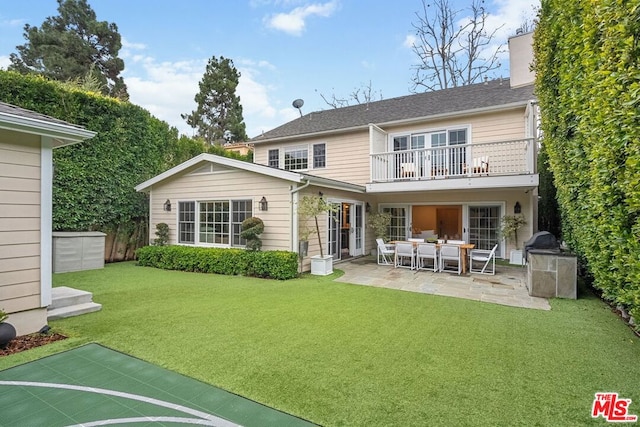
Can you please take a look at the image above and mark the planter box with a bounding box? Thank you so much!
[311,255,333,276]
[509,249,524,265]
[53,232,106,273]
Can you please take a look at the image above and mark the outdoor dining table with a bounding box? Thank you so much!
[391,241,475,274]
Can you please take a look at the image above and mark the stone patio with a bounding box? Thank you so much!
[334,256,550,310]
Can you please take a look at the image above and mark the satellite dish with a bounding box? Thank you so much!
[292,99,304,116]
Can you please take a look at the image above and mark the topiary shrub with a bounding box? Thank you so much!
[240,217,264,251]
[154,223,169,246]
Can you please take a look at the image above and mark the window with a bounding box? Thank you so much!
[313,143,326,168]
[178,202,195,244]
[284,146,308,170]
[179,199,252,247]
[268,149,279,168]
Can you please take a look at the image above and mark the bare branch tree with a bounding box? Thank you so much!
[317,80,383,109]
[410,0,504,92]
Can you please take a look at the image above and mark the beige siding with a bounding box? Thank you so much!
[0,132,42,315]
[149,165,293,251]
[254,108,527,186]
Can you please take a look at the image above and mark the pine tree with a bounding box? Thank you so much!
[182,56,248,144]
[9,0,128,99]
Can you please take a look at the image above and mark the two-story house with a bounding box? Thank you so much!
[136,32,538,271]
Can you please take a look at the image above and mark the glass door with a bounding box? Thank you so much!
[468,205,501,253]
[382,205,409,241]
[350,203,364,256]
[327,203,340,260]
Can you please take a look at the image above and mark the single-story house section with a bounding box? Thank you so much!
[0,102,96,335]
[134,153,367,271]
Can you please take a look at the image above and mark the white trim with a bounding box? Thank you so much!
[0,111,96,147]
[366,174,539,193]
[40,137,53,307]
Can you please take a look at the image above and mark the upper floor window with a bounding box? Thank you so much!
[268,149,279,168]
[284,146,308,170]
[313,143,326,168]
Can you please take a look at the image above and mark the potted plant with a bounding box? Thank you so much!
[297,194,338,275]
[367,211,392,241]
[500,214,527,265]
[0,308,16,349]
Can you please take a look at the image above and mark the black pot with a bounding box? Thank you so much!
[0,322,17,349]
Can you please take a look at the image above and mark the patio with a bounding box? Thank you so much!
[335,256,550,310]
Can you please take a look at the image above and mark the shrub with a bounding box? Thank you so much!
[240,217,264,251]
[153,223,169,246]
[136,246,298,280]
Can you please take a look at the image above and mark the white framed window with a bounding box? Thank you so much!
[313,143,326,168]
[178,199,252,247]
[268,149,279,168]
[284,146,308,170]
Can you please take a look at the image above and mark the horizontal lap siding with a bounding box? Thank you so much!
[149,166,292,251]
[0,134,42,314]
[254,130,370,185]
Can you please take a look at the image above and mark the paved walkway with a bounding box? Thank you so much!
[335,257,550,310]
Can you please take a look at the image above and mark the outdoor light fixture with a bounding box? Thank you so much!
[259,196,268,211]
[514,201,521,214]
[163,199,171,212]
[318,191,323,198]
[366,202,371,213]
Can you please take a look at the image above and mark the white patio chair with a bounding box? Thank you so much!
[394,241,416,270]
[469,244,498,275]
[376,238,395,265]
[416,243,438,272]
[439,244,461,274]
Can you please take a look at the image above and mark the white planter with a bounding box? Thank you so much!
[311,255,333,275]
[509,249,524,265]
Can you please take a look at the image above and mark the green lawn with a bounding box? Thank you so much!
[2,262,639,426]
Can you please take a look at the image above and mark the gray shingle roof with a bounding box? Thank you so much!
[252,79,534,142]
[0,101,85,129]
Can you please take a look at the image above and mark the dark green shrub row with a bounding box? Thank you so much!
[136,245,299,280]
[534,1,640,322]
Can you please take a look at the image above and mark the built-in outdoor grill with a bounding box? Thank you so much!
[524,231,560,260]
[524,231,576,299]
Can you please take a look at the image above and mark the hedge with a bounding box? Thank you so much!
[534,0,640,322]
[136,246,299,280]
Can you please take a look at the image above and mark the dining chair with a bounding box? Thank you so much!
[469,243,499,275]
[439,244,461,274]
[416,243,438,272]
[394,241,415,270]
[376,238,395,265]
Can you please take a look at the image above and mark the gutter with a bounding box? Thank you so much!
[289,180,311,252]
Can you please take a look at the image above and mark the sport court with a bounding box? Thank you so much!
[0,343,315,426]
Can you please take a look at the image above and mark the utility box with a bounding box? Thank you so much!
[52,232,106,273]
[526,249,577,299]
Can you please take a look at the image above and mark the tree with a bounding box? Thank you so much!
[182,56,248,145]
[409,0,503,92]
[317,80,383,108]
[9,0,128,99]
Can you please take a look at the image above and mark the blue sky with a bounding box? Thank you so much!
[0,0,538,139]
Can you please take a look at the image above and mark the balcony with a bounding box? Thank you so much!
[368,138,538,192]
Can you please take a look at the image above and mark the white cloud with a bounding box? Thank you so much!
[0,18,23,28]
[403,34,417,49]
[264,1,338,36]
[0,55,10,70]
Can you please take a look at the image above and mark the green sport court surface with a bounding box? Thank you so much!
[0,343,315,426]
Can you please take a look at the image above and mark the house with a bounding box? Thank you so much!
[0,102,95,335]
[136,32,538,270]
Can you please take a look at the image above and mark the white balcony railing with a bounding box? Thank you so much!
[370,138,536,182]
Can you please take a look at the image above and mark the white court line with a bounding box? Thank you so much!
[67,416,226,426]
[0,381,240,427]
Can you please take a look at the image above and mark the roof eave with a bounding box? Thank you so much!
[0,111,96,147]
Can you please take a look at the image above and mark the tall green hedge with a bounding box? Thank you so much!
[534,1,640,322]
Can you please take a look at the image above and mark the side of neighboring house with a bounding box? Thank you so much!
[0,103,95,335]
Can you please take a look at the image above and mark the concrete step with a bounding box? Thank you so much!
[48,302,102,321]
[49,286,94,310]
[47,286,102,321]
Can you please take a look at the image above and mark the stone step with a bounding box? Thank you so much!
[48,302,102,321]
[49,286,94,310]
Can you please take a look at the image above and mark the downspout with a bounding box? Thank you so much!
[289,180,311,252]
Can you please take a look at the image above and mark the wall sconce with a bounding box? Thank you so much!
[366,202,371,213]
[163,199,171,212]
[259,196,268,211]
[514,201,521,214]
[318,191,323,198]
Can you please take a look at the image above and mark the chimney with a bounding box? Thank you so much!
[508,31,535,88]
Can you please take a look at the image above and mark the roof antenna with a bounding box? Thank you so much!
[484,76,488,85]
[292,99,304,117]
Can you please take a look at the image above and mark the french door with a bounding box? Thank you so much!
[468,205,502,252]
[327,201,365,260]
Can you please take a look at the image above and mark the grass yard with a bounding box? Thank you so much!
[2,261,639,426]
